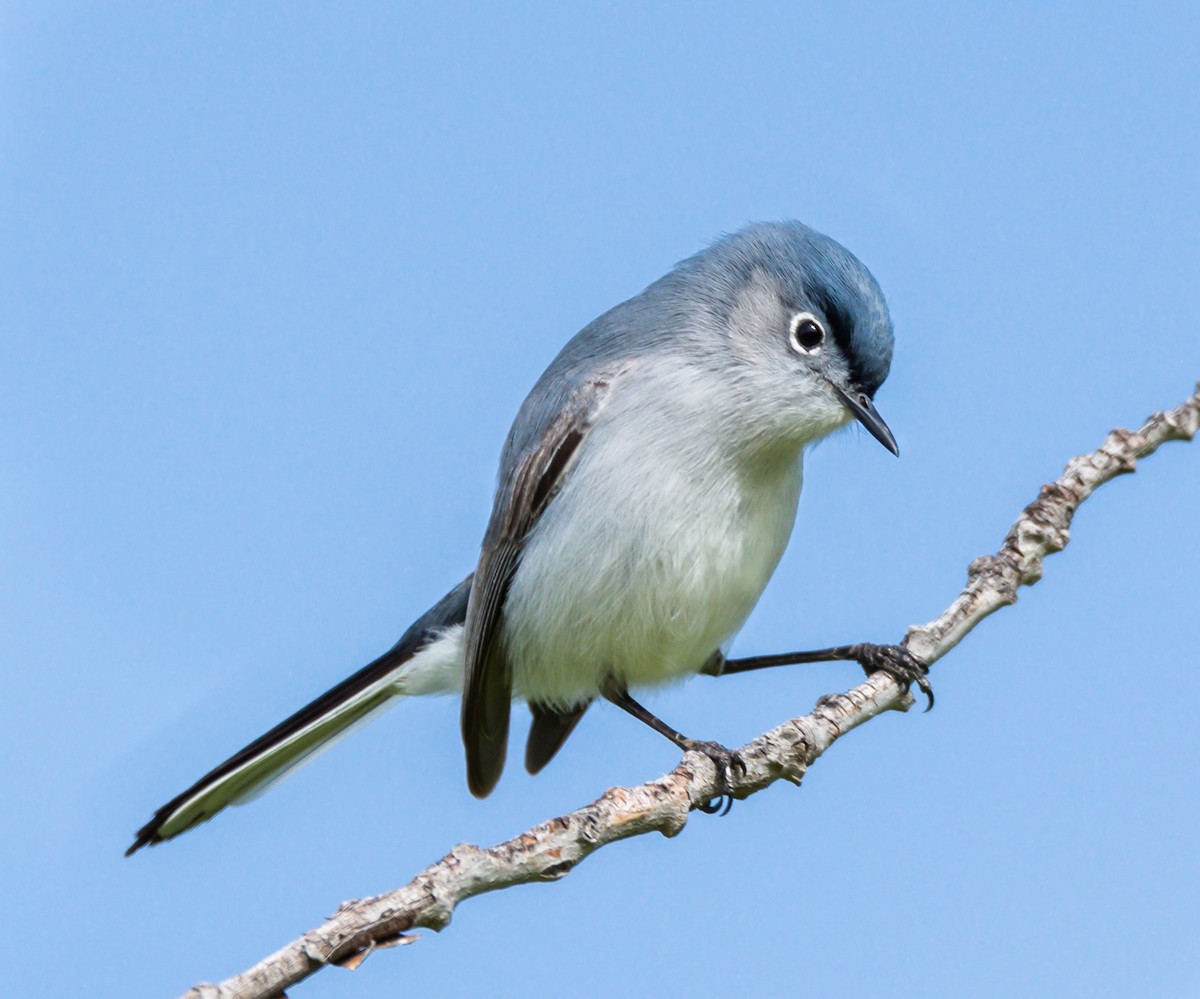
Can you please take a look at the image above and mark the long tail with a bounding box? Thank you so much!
[126,576,472,856]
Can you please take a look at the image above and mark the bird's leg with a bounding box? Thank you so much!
[603,686,744,816]
[715,643,934,710]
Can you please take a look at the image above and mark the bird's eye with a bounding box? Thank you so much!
[789,312,825,354]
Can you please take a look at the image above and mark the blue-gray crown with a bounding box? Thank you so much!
[681,221,894,397]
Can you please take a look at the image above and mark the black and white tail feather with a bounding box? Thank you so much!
[126,577,472,856]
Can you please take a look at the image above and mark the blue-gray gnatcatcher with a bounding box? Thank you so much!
[128,220,929,855]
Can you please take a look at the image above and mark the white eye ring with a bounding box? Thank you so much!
[789,312,826,355]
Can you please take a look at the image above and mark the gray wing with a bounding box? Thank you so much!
[461,373,617,797]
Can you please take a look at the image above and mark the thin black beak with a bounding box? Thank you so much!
[835,385,899,456]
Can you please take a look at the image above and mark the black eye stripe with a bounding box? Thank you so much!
[812,292,876,395]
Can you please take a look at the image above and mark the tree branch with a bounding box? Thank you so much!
[181,384,1200,999]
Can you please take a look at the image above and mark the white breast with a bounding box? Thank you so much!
[500,364,804,708]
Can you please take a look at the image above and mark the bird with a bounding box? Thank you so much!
[127,220,929,855]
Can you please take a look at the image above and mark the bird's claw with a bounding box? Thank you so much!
[682,739,746,816]
[849,643,934,711]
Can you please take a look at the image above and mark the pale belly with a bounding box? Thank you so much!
[500,445,804,708]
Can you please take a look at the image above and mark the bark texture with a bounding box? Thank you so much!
[181,384,1200,999]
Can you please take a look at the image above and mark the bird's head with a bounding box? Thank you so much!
[679,221,898,455]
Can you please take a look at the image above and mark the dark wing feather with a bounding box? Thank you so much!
[524,700,591,775]
[459,538,523,796]
[461,375,615,798]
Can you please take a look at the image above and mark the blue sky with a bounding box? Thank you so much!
[3,3,1198,997]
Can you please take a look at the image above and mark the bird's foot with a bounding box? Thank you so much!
[680,739,746,816]
[848,643,933,710]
